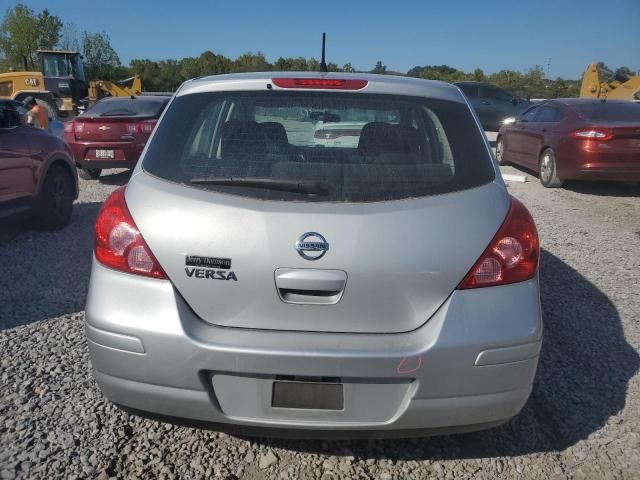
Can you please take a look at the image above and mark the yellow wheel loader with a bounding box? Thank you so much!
[580,63,640,101]
[0,50,142,118]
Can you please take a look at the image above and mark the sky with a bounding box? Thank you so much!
[8,0,640,79]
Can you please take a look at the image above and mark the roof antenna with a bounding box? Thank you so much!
[319,32,328,73]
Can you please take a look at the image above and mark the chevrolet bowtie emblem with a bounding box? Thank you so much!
[98,125,110,131]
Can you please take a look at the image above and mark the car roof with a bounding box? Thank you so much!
[178,71,466,103]
[454,81,497,87]
[98,95,170,103]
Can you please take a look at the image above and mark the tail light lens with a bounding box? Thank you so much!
[272,78,368,90]
[63,121,73,133]
[74,121,84,134]
[570,128,614,141]
[94,186,167,279]
[141,120,157,133]
[126,120,157,134]
[458,196,539,289]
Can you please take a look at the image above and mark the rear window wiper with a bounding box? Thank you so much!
[189,176,333,195]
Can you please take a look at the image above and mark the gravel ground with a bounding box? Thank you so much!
[1,167,640,480]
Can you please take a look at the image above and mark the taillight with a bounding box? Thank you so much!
[570,128,614,141]
[74,121,84,134]
[458,196,539,289]
[126,120,157,134]
[64,121,73,133]
[94,186,167,279]
[141,120,157,133]
[272,78,368,90]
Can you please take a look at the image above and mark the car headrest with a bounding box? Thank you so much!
[260,122,289,150]
[220,120,266,158]
[358,122,425,164]
[358,122,404,157]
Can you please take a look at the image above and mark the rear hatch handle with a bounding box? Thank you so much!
[274,268,347,305]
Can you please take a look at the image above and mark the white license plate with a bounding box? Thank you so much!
[95,149,114,159]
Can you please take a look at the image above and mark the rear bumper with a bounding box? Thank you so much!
[556,143,640,181]
[576,166,640,181]
[67,139,142,170]
[85,259,542,435]
[76,159,137,170]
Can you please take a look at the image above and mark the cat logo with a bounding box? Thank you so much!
[24,78,39,87]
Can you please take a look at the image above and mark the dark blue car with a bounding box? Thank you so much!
[455,82,532,132]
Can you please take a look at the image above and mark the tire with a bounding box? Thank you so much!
[78,167,102,180]
[495,136,509,166]
[539,148,564,188]
[35,166,74,231]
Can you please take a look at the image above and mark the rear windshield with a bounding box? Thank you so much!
[573,102,640,123]
[143,91,494,203]
[85,97,169,118]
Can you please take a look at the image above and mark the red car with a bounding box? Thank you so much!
[497,99,640,187]
[64,96,170,180]
[0,101,78,230]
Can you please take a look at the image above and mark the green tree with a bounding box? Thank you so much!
[306,58,319,71]
[546,77,580,98]
[273,56,314,71]
[614,66,635,79]
[342,62,355,73]
[58,22,80,51]
[273,56,292,71]
[471,68,486,82]
[129,59,162,91]
[232,52,270,73]
[197,50,231,76]
[81,31,121,80]
[371,61,387,74]
[407,65,466,82]
[156,59,182,91]
[488,69,524,95]
[0,4,62,69]
[37,9,62,51]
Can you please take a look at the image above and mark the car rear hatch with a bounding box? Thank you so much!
[127,175,507,333]
[576,123,640,166]
[74,96,166,142]
[573,102,640,162]
[604,124,640,151]
[74,116,139,142]
[126,83,506,334]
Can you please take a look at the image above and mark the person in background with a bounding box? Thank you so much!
[23,97,49,130]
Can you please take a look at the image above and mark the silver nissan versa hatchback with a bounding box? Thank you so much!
[85,72,542,437]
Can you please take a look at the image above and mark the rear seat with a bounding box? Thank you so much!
[186,121,285,178]
[270,120,452,200]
